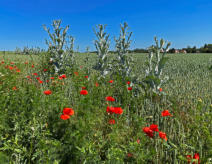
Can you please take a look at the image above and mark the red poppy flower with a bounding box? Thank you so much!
[186,155,192,163]
[31,65,34,68]
[150,124,159,132]
[16,69,21,73]
[106,106,115,114]
[1,61,4,64]
[106,106,123,115]
[63,108,74,116]
[85,76,88,78]
[127,81,131,85]
[159,131,167,141]
[61,74,66,78]
[43,69,47,72]
[193,153,200,164]
[46,80,49,83]
[80,90,88,95]
[44,90,52,95]
[186,153,200,164]
[127,153,133,157]
[39,80,43,84]
[113,107,123,115]
[95,82,99,87]
[74,72,79,76]
[109,80,113,83]
[36,77,40,80]
[143,127,154,138]
[26,76,31,79]
[105,96,115,102]
[159,88,162,92]
[33,73,38,76]
[9,66,13,70]
[50,77,54,80]
[59,74,66,79]
[60,114,70,120]
[82,87,86,89]
[128,87,132,90]
[161,110,172,117]
[108,119,115,125]
[12,86,17,90]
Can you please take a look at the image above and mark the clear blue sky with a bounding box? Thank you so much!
[0,0,212,51]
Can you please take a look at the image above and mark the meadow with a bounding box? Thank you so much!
[0,51,211,164]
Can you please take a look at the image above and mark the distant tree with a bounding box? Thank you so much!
[168,48,175,53]
[191,46,197,53]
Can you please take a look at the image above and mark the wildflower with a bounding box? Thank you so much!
[59,74,66,79]
[186,155,192,163]
[106,106,123,115]
[113,107,123,114]
[12,86,17,90]
[46,80,49,83]
[186,153,200,164]
[127,153,133,157]
[159,131,167,141]
[36,77,40,80]
[61,74,66,78]
[108,119,115,125]
[128,87,132,90]
[127,81,131,85]
[150,124,159,132]
[143,127,154,138]
[33,73,38,76]
[26,76,31,79]
[105,96,115,102]
[109,80,113,83]
[60,114,70,120]
[198,98,202,103]
[74,72,79,76]
[80,90,88,95]
[43,69,47,72]
[50,77,54,80]
[16,69,20,73]
[82,87,86,89]
[106,106,115,114]
[161,110,172,117]
[63,108,74,116]
[159,88,162,92]
[31,65,34,68]
[95,82,99,87]
[9,66,13,70]
[193,153,200,164]
[85,76,88,78]
[44,90,52,95]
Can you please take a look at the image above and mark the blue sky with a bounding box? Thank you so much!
[0,0,212,51]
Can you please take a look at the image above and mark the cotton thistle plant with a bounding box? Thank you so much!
[43,20,75,74]
[113,22,134,79]
[93,24,111,78]
[143,37,171,93]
